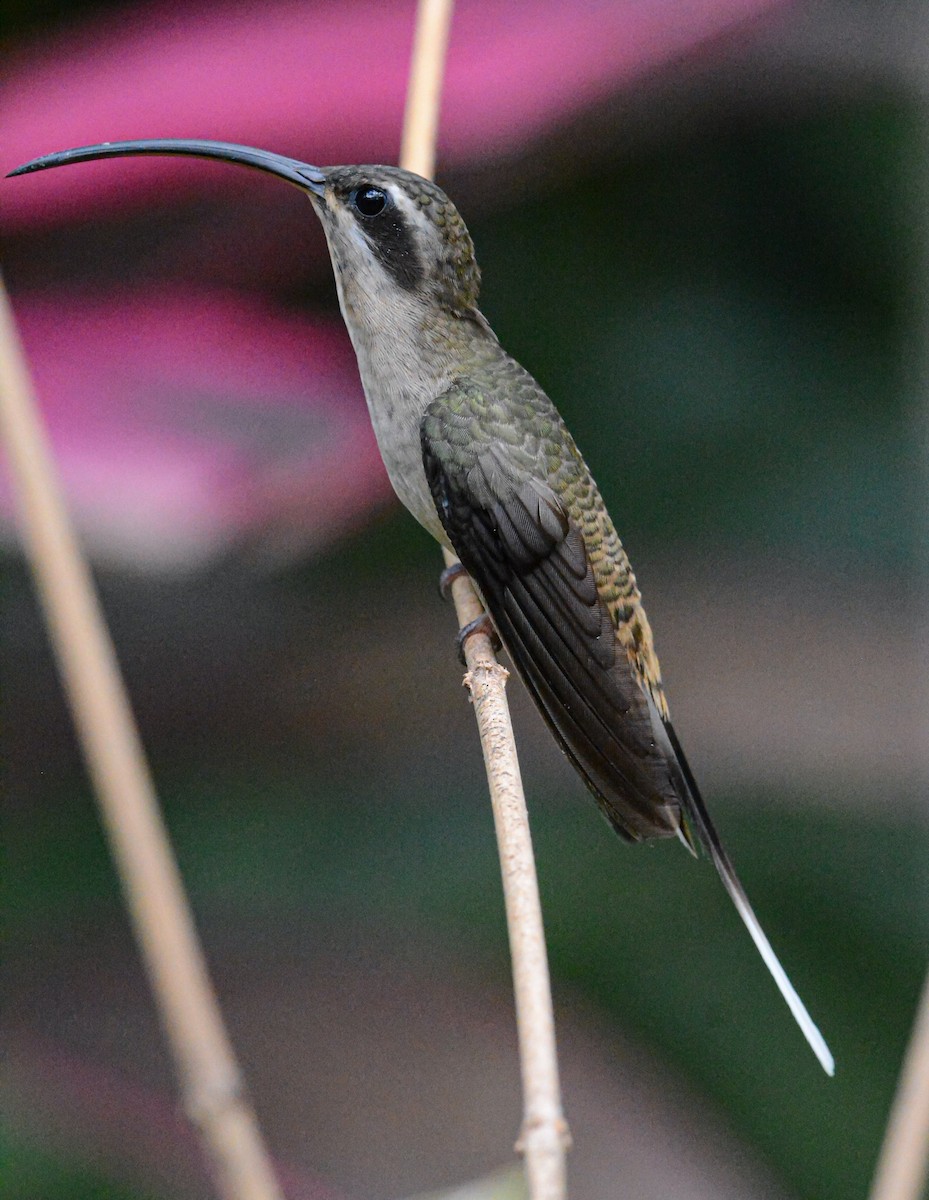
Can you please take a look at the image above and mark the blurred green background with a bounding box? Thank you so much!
[3,2,928,1199]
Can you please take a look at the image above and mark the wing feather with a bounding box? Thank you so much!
[422,382,680,840]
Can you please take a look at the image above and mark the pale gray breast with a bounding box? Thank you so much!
[347,298,453,545]
[319,195,468,546]
[361,367,450,545]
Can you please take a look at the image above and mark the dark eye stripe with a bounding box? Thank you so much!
[355,200,423,292]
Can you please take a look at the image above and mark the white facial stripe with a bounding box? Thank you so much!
[390,186,427,254]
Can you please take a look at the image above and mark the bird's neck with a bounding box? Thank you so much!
[337,270,498,396]
[332,270,501,538]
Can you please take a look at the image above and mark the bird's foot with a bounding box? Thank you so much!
[455,613,501,665]
[438,561,468,601]
[439,562,501,662]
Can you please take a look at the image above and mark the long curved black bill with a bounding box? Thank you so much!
[7,139,326,195]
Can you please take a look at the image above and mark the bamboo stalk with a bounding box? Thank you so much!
[869,967,929,1200]
[0,281,282,1200]
[400,5,570,1196]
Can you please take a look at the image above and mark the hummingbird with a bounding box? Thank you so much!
[10,140,834,1075]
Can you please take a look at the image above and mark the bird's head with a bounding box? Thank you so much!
[9,140,482,318]
[312,164,481,317]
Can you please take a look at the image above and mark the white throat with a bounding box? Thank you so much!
[319,196,456,541]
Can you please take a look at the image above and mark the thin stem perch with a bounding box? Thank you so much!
[444,559,570,1200]
[400,5,570,1197]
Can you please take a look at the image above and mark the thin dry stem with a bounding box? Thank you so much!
[400,0,455,181]
[450,563,570,1200]
[400,5,570,1194]
[869,966,929,1200]
[0,280,282,1200]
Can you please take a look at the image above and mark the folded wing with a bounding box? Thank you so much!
[421,377,683,841]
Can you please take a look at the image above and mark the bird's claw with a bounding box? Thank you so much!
[439,561,468,601]
[455,613,501,664]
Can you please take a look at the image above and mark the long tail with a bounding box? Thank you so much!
[665,722,835,1076]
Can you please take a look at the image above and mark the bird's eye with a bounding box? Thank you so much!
[353,186,388,217]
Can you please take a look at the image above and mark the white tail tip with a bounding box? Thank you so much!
[726,870,835,1076]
